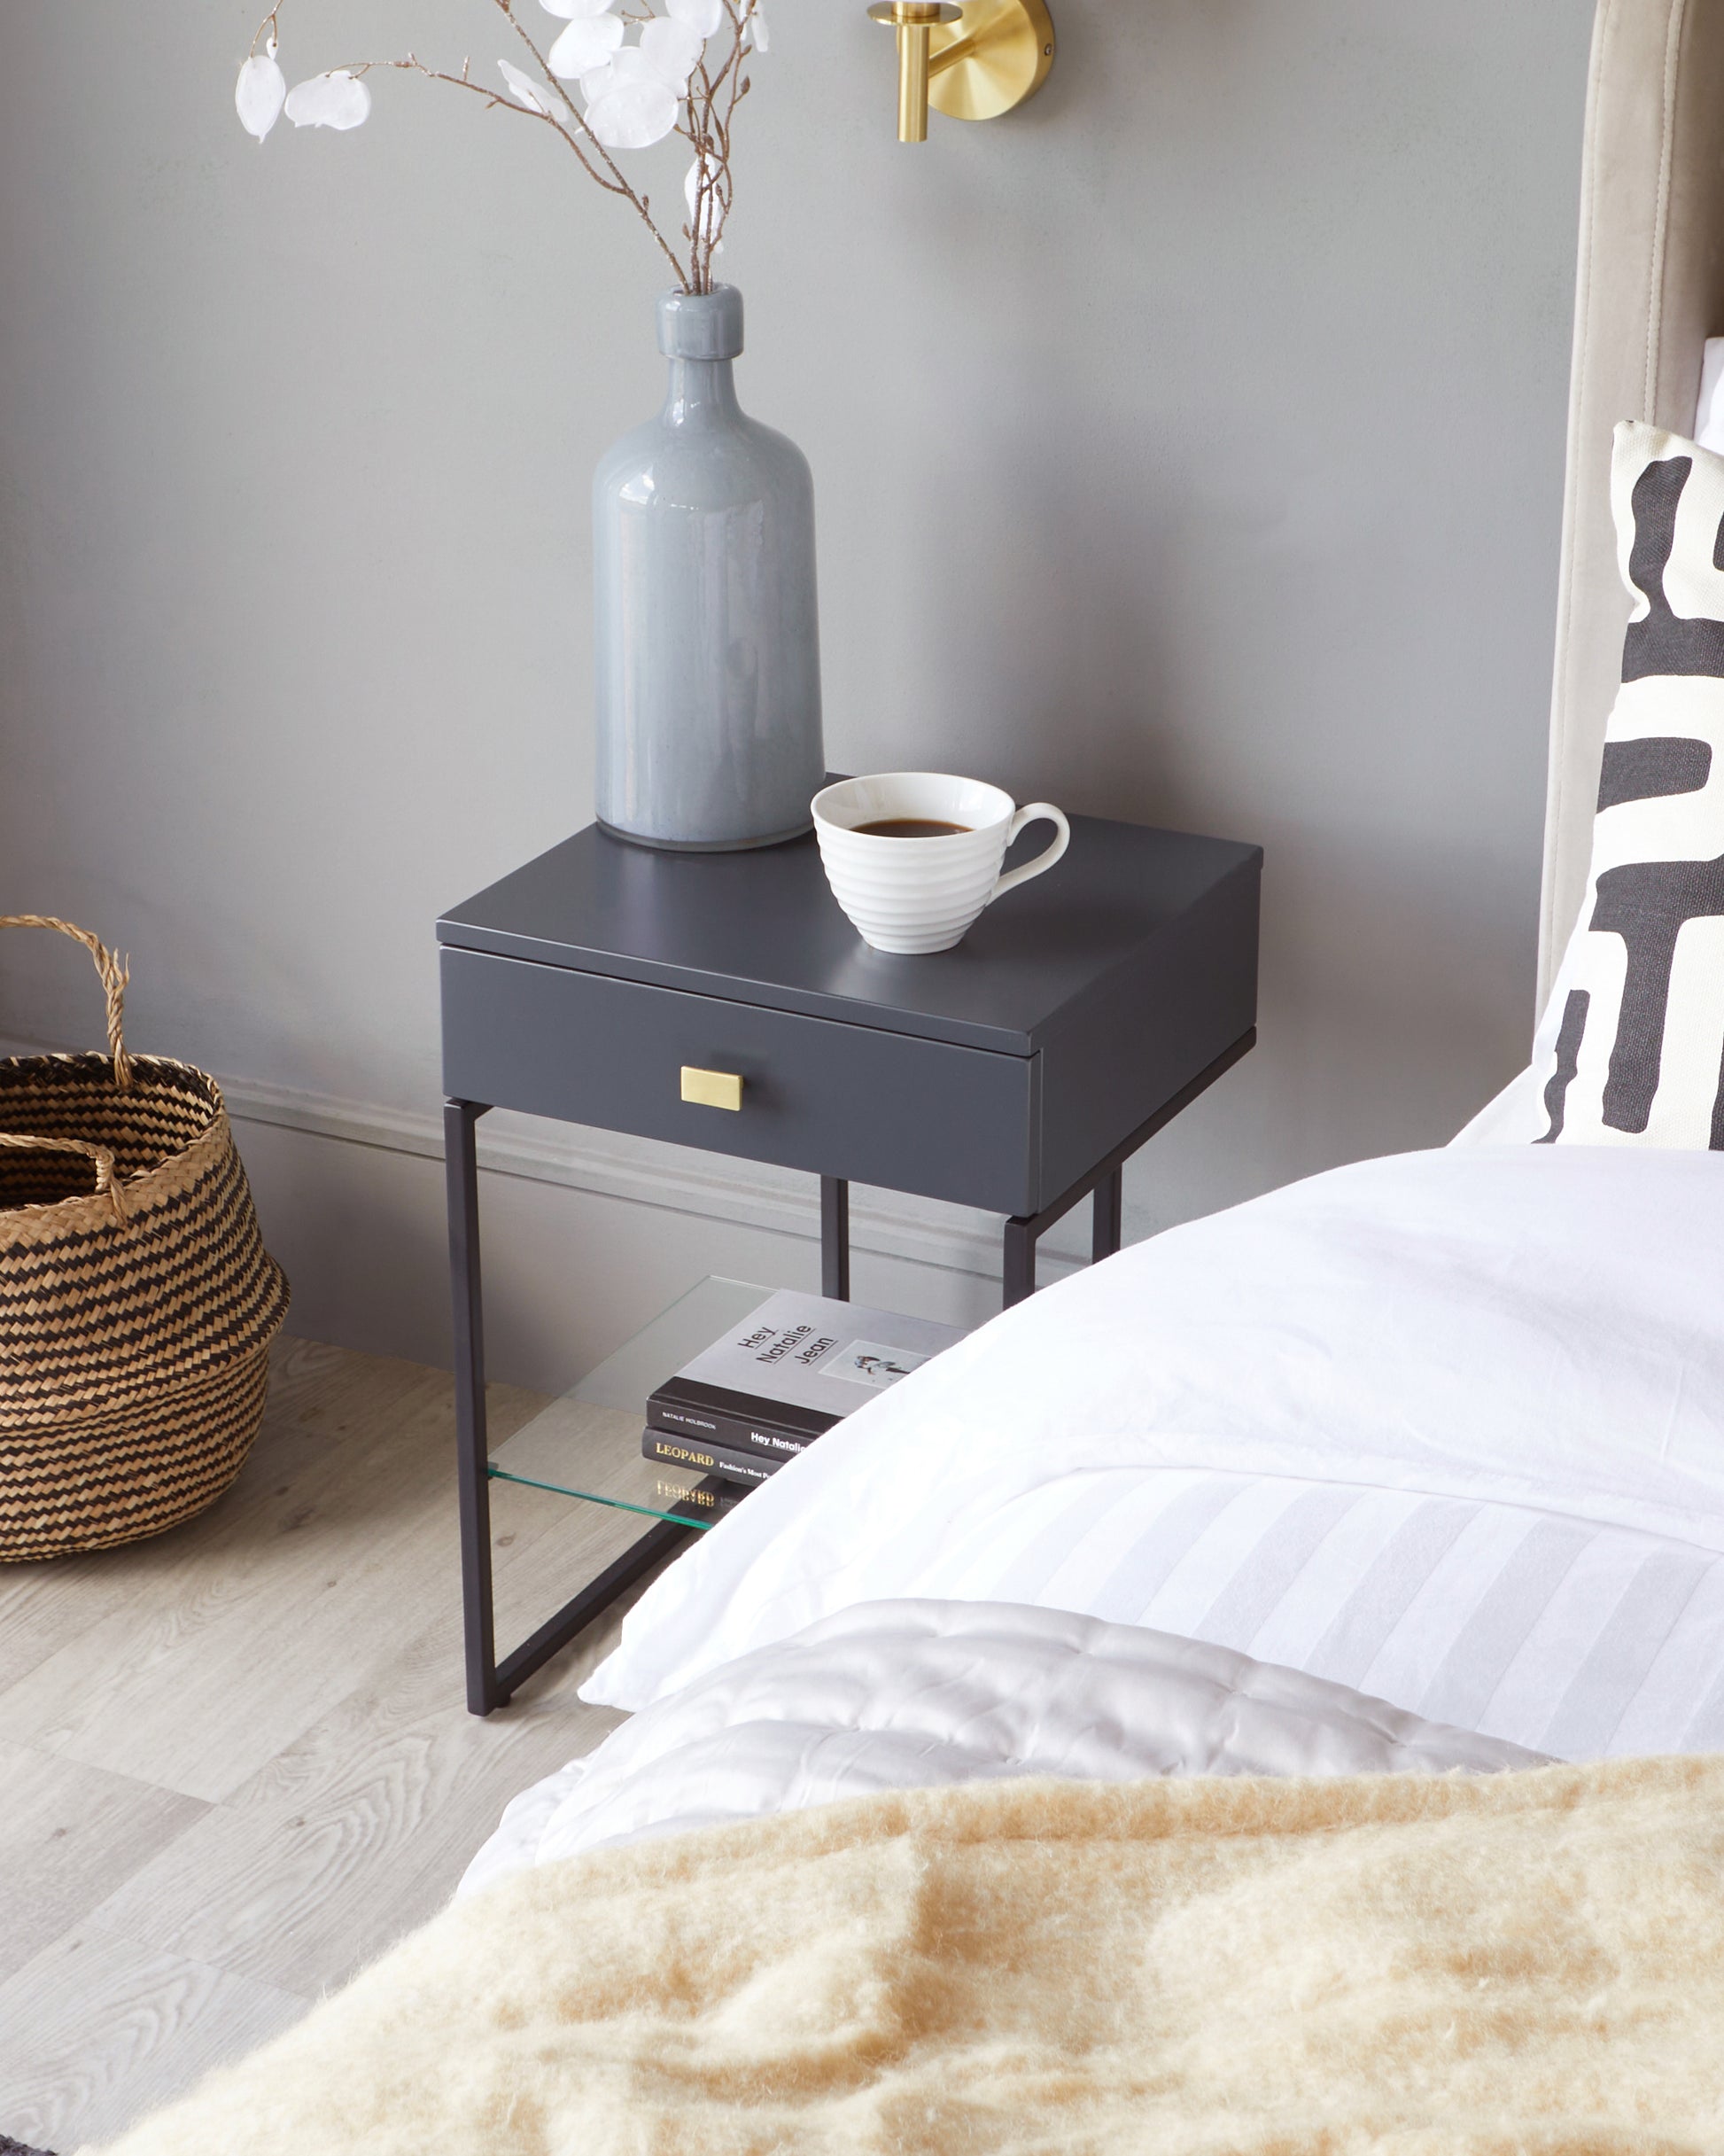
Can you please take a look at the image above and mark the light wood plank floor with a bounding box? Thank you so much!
[0,1336,659,2152]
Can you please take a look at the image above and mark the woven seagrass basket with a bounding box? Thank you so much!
[0,916,289,1561]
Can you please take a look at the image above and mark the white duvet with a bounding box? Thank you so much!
[471,1145,1724,1888]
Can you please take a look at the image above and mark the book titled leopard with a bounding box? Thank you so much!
[646,1289,967,1463]
[641,1429,779,1485]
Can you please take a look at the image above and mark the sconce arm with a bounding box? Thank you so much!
[927,29,982,79]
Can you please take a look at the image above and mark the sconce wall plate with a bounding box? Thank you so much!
[868,0,1055,144]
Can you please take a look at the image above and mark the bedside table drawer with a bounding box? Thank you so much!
[441,947,1041,1214]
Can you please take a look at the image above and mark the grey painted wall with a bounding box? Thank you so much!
[0,2,1594,1382]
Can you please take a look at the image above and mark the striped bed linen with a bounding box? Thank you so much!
[914,1467,1724,1759]
[586,1147,1724,1735]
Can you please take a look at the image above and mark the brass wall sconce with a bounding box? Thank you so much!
[866,0,1056,144]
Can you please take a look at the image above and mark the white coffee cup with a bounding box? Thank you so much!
[812,774,1071,954]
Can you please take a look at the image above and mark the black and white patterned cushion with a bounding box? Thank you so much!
[1532,421,1724,1147]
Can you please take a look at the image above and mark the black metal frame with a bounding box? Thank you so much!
[447,1025,1255,1716]
[447,1100,700,1716]
[1002,1029,1255,1305]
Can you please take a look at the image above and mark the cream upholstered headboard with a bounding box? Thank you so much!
[1539,0,1724,1011]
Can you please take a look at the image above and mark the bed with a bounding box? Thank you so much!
[463,1142,1724,1885]
[90,6,1724,2151]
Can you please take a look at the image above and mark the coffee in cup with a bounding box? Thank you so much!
[812,774,1070,954]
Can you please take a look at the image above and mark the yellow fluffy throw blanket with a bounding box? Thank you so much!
[95,1758,1724,2154]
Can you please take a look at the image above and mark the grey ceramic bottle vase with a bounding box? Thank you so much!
[594,286,825,851]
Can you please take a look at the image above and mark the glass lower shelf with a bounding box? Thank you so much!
[487,1277,772,1530]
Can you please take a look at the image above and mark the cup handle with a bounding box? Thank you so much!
[989,804,1071,904]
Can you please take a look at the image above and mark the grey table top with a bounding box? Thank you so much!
[439,807,1262,1057]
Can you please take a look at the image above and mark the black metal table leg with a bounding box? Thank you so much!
[821,1176,850,1300]
[446,1095,701,1717]
[446,1098,501,1716]
[1092,1166,1123,1263]
[1002,1217,1038,1307]
[999,1029,1256,1311]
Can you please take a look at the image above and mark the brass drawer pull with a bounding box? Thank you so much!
[680,1066,744,1111]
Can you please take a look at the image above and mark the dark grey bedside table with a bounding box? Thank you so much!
[439,806,1261,1713]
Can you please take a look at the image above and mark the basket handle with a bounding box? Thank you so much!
[0,915,132,1093]
[0,1131,128,1224]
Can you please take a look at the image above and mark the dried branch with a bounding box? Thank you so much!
[486,0,690,287]
[248,0,785,296]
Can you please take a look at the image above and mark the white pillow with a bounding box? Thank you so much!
[583,1145,1724,1713]
[1697,338,1724,456]
[1529,421,1724,1147]
[1448,1066,1540,1144]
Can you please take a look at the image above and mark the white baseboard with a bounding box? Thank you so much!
[224,1075,1083,1286]
[0,1036,1137,1389]
[0,1033,1082,1292]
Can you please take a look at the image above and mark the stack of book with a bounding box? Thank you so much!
[643,1289,966,1521]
